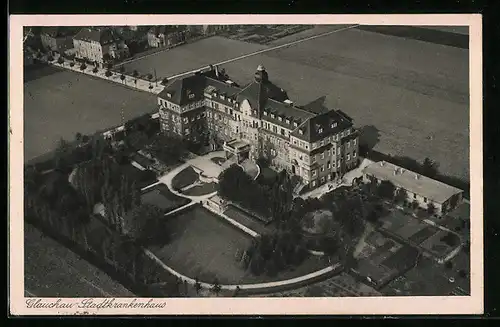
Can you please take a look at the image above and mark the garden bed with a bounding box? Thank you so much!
[171,166,199,190]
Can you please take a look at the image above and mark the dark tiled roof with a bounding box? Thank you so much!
[42,26,80,38]
[261,100,315,130]
[41,27,60,37]
[236,79,289,113]
[74,27,122,45]
[158,74,206,106]
[300,96,331,115]
[291,109,354,143]
[56,36,75,51]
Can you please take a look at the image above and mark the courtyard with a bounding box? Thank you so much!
[24,65,157,163]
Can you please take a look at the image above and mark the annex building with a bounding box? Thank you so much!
[362,160,464,215]
[157,65,360,191]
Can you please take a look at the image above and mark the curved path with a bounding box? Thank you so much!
[158,151,226,203]
[144,246,342,292]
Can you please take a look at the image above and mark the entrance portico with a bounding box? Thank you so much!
[223,139,251,164]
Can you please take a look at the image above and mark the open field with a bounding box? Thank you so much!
[23,65,157,162]
[24,223,134,297]
[119,36,267,80]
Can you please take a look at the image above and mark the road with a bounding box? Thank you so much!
[23,223,134,297]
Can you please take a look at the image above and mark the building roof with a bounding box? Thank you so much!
[74,27,122,45]
[363,161,463,204]
[157,65,356,142]
[290,109,354,143]
[158,74,207,106]
[148,25,184,37]
[41,26,80,38]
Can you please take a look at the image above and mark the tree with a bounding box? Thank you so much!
[57,57,64,64]
[122,203,164,242]
[147,73,153,81]
[377,180,395,199]
[211,278,222,297]
[105,70,113,77]
[194,277,202,294]
[106,61,113,69]
[119,65,125,73]
[161,77,169,85]
[422,157,439,178]
[75,132,82,143]
[133,70,139,77]
[80,62,87,71]
[411,200,420,210]
[93,67,98,74]
[149,84,153,90]
[458,270,468,279]
[394,188,408,204]
[427,202,436,215]
[120,74,126,83]
[69,62,75,67]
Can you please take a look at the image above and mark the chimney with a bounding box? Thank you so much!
[215,65,219,78]
[415,174,419,180]
[393,168,398,175]
[380,161,384,167]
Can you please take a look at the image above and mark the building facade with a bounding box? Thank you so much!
[147,26,186,48]
[73,27,129,67]
[157,65,360,191]
[362,161,463,215]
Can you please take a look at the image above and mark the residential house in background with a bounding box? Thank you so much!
[73,27,129,67]
[157,65,360,191]
[147,26,187,48]
[362,161,463,215]
[40,27,79,54]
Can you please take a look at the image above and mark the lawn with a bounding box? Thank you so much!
[210,156,226,165]
[24,66,157,163]
[182,182,217,196]
[149,205,253,284]
[149,205,328,285]
[141,184,190,212]
[171,166,199,190]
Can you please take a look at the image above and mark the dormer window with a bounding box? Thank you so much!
[331,122,338,128]
[318,128,323,133]
[271,113,275,119]
[293,122,298,127]
[286,119,290,124]
[253,110,257,115]
[166,93,172,98]
[220,94,225,100]
[188,93,195,99]
[264,111,268,116]
[278,116,283,122]
[299,129,304,135]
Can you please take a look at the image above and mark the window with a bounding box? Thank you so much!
[414,194,417,199]
[281,128,285,136]
[312,180,316,187]
[327,161,331,169]
[264,111,268,116]
[278,117,283,122]
[353,150,357,157]
[347,141,350,148]
[327,149,331,156]
[320,140,324,146]
[331,122,337,128]
[353,139,356,145]
[337,160,341,168]
[271,113,275,119]
[273,126,277,133]
[318,128,323,133]
[312,170,317,177]
[230,109,233,115]
[188,93,195,99]
[347,154,350,161]
[191,117,195,122]
[321,177,325,183]
[321,153,325,159]
[299,129,304,135]
[424,197,428,203]
[321,165,325,172]
[183,117,188,123]
[293,140,297,145]
[286,119,290,124]
[305,145,309,149]
[294,122,298,127]
[184,129,190,135]
[214,103,219,109]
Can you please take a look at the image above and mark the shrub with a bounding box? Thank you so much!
[161,78,169,85]
[57,57,64,64]
[120,65,125,73]
[69,62,75,67]
[80,63,87,71]
[92,67,98,73]
[105,70,113,77]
